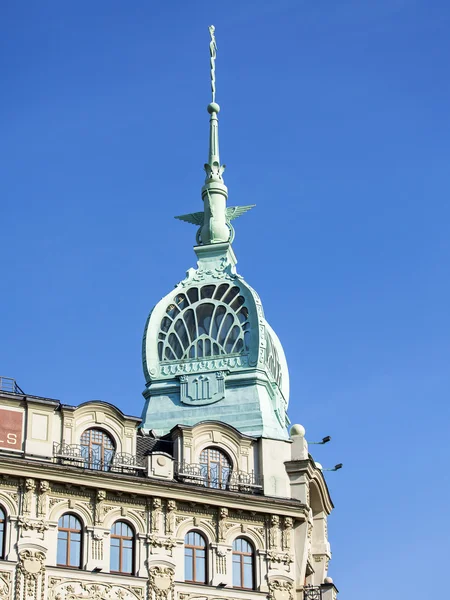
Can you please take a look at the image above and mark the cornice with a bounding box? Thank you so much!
[0,456,307,518]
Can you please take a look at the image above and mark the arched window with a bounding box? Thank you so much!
[80,428,115,471]
[158,284,250,362]
[110,521,134,574]
[199,447,231,489]
[57,514,82,568]
[184,531,207,583]
[0,507,5,559]
[232,538,254,589]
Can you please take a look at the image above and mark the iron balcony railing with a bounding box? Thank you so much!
[174,460,263,494]
[303,586,322,600]
[53,442,146,475]
[0,376,24,395]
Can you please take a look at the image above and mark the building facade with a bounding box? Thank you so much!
[0,28,339,600]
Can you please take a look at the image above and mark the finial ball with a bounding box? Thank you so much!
[207,102,220,114]
[290,424,305,438]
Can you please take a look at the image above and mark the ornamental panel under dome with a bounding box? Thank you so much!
[158,283,250,362]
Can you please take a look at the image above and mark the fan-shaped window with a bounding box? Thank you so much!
[57,514,82,568]
[184,531,207,583]
[110,521,134,574]
[0,507,5,559]
[158,284,250,361]
[80,428,115,471]
[199,447,231,489]
[232,538,254,589]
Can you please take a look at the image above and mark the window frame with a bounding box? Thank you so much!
[232,537,255,590]
[0,506,6,560]
[184,530,208,584]
[199,446,232,490]
[110,520,135,575]
[79,428,116,471]
[57,513,83,569]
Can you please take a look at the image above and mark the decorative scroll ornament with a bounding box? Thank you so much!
[148,566,174,600]
[268,578,294,600]
[47,579,144,599]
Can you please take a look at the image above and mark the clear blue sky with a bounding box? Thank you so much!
[1,2,449,598]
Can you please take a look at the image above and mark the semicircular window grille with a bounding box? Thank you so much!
[158,283,250,361]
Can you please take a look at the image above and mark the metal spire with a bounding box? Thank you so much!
[175,26,254,246]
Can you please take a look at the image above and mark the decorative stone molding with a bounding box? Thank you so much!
[22,478,36,516]
[148,566,174,600]
[0,572,11,600]
[160,355,248,377]
[37,481,50,517]
[268,577,294,600]
[147,535,177,554]
[95,490,106,525]
[18,517,49,534]
[166,500,176,535]
[282,517,293,551]
[267,550,294,570]
[47,578,144,599]
[218,507,228,542]
[16,549,46,600]
[152,498,162,533]
[269,515,280,549]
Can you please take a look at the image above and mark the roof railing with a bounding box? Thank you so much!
[0,376,24,395]
[174,460,263,494]
[303,586,322,600]
[53,442,146,475]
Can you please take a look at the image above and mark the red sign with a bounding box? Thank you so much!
[0,408,23,451]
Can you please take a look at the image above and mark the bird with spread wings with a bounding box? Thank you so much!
[175,204,255,226]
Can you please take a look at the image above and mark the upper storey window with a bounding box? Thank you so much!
[199,447,231,489]
[80,428,115,471]
[158,284,250,362]
[57,514,82,568]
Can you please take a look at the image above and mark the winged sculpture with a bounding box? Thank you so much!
[175,205,255,226]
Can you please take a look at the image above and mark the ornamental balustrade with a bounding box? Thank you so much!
[303,586,322,600]
[174,460,263,494]
[53,442,146,475]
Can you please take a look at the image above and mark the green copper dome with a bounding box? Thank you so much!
[140,26,290,440]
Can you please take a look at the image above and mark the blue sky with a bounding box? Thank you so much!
[1,1,449,598]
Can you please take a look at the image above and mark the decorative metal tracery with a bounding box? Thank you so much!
[158,283,250,361]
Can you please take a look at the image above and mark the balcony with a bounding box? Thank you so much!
[174,460,263,494]
[53,442,146,475]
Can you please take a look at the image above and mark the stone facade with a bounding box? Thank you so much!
[0,392,336,600]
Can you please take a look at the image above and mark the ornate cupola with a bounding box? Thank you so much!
[141,26,290,440]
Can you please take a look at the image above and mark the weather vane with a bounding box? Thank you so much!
[208,25,217,103]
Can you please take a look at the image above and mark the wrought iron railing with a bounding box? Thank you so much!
[0,376,24,395]
[53,442,146,475]
[303,586,322,600]
[174,461,263,494]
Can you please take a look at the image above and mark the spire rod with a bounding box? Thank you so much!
[174,26,255,245]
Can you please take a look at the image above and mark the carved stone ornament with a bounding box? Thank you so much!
[22,478,36,515]
[268,578,294,600]
[0,572,11,600]
[16,549,46,600]
[18,517,49,534]
[148,566,174,600]
[160,355,248,377]
[47,578,144,599]
[179,371,226,406]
